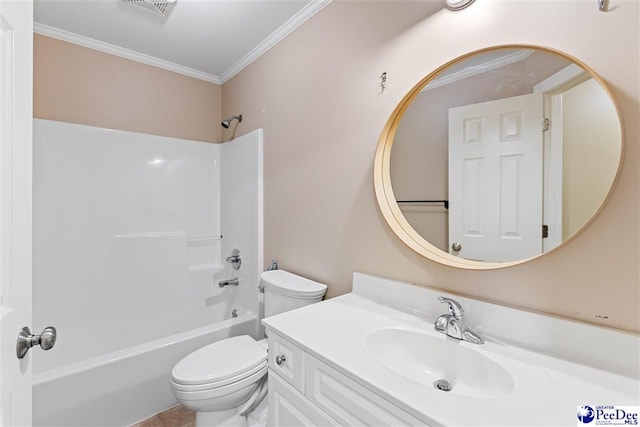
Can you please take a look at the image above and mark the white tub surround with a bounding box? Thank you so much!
[33,120,264,426]
[33,119,227,370]
[262,273,639,426]
[220,129,264,334]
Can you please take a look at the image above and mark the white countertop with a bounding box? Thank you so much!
[262,274,639,426]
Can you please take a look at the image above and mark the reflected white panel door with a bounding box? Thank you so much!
[448,93,543,262]
[0,0,33,425]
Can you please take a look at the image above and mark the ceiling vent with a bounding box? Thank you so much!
[122,0,177,17]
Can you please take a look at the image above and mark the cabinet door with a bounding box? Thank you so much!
[268,372,339,427]
[306,355,429,426]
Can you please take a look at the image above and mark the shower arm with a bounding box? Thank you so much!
[221,114,243,129]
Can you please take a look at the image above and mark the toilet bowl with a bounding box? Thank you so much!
[170,270,327,427]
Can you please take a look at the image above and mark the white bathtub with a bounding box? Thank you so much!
[33,312,258,427]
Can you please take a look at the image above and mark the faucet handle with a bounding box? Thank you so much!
[438,296,464,318]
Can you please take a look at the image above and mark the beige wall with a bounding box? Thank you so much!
[34,34,222,143]
[222,0,639,333]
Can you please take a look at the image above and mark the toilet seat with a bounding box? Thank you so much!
[171,364,268,410]
[171,360,267,392]
[171,335,267,392]
[171,362,267,404]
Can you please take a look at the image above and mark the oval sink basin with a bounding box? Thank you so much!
[365,328,515,399]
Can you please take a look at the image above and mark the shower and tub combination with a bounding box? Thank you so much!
[32,118,263,426]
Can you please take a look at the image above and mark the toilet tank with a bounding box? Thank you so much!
[261,270,327,318]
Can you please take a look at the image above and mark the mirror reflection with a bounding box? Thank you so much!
[390,47,621,263]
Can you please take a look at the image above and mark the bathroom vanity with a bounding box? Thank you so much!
[262,273,639,426]
[266,330,424,426]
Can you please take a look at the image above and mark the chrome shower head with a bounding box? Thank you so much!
[221,114,243,128]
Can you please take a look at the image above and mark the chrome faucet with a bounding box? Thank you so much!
[434,296,484,344]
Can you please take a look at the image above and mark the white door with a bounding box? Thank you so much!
[448,93,543,262]
[0,0,33,425]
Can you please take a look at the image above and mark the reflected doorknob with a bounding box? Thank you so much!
[451,242,462,252]
[16,326,57,359]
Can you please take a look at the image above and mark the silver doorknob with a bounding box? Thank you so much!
[451,242,462,252]
[16,326,57,359]
[275,354,286,366]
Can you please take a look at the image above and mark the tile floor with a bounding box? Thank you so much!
[130,395,268,427]
[131,405,195,427]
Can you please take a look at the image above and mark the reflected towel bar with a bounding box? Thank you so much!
[396,200,449,209]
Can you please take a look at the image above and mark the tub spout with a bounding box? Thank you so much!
[218,278,239,288]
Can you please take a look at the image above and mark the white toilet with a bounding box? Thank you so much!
[170,270,327,427]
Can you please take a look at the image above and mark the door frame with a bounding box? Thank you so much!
[534,63,589,252]
[0,0,34,425]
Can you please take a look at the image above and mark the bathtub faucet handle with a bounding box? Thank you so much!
[226,248,241,270]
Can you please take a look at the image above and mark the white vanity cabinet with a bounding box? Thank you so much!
[267,331,428,427]
[263,273,640,427]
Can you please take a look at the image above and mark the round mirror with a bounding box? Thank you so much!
[374,45,623,270]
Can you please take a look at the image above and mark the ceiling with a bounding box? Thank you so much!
[34,0,330,84]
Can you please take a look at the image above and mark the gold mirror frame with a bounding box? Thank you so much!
[374,45,625,270]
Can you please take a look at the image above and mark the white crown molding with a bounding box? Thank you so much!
[533,63,588,93]
[34,0,332,86]
[422,49,535,91]
[34,22,223,84]
[218,0,332,83]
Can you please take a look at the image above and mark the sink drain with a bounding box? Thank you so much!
[434,379,452,392]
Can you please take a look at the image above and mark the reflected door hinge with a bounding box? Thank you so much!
[543,118,550,132]
[542,224,549,238]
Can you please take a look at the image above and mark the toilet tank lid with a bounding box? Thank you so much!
[261,270,327,298]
